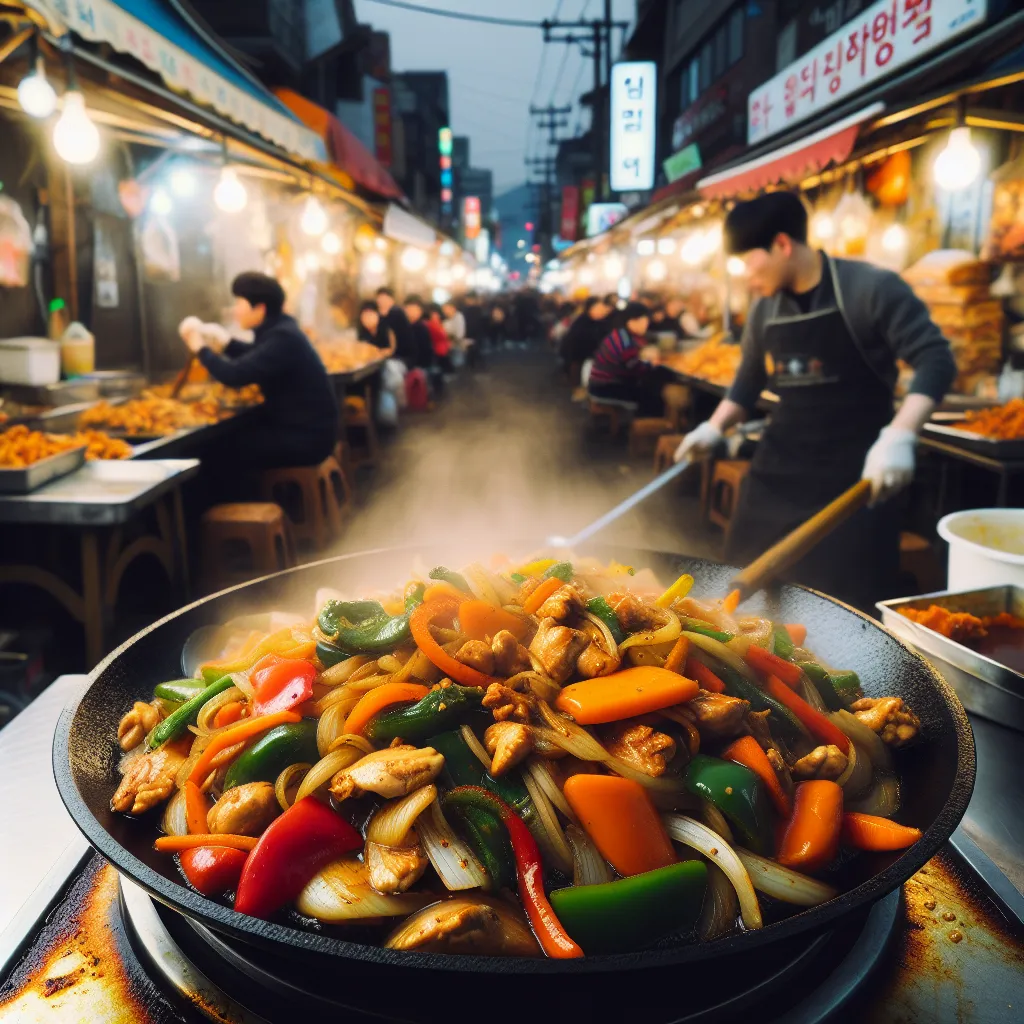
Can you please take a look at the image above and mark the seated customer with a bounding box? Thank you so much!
[358,300,396,354]
[587,301,674,417]
[403,296,437,371]
[180,272,337,468]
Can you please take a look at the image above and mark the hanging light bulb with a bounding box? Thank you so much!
[53,91,100,165]
[578,267,595,286]
[452,263,467,280]
[636,239,655,256]
[810,210,836,240]
[726,255,747,277]
[365,252,387,275]
[169,167,196,198]
[401,246,427,271]
[18,55,57,119]
[881,223,909,254]
[701,222,723,256]
[321,230,342,255]
[934,127,981,192]
[304,252,321,273]
[214,166,247,213]
[603,254,624,279]
[680,232,705,266]
[657,238,677,255]
[300,195,327,236]
[646,258,667,282]
[150,187,172,216]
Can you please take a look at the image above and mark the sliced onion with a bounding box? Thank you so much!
[504,671,560,703]
[831,709,893,771]
[345,673,394,694]
[195,686,244,734]
[297,856,433,921]
[582,611,620,662]
[521,766,574,875]
[161,788,188,836]
[349,660,383,684]
[700,798,734,844]
[228,670,254,699]
[699,863,739,942]
[463,564,503,606]
[417,802,489,890]
[393,649,443,685]
[660,706,700,757]
[734,848,839,906]
[627,640,677,668]
[274,762,311,811]
[847,773,900,817]
[294,740,368,803]
[318,655,370,686]
[684,631,759,683]
[566,823,612,886]
[376,654,405,674]
[524,758,576,822]
[676,597,739,636]
[366,785,438,847]
[459,724,493,770]
[725,634,752,658]
[798,674,829,714]
[663,814,762,930]
[317,702,356,756]
[619,607,681,652]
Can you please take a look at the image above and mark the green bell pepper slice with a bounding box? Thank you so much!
[550,861,707,954]
[428,566,471,592]
[509,572,527,585]
[365,685,484,743]
[684,754,774,855]
[772,626,795,660]
[717,666,807,746]
[542,561,574,582]
[799,662,861,710]
[317,597,417,656]
[585,597,626,645]
[147,675,235,749]
[681,618,734,643]
[223,720,319,790]
[154,680,204,703]
[315,639,349,668]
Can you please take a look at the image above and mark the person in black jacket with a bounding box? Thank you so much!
[377,287,415,366]
[180,272,338,469]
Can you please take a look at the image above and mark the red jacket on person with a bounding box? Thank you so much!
[426,319,451,357]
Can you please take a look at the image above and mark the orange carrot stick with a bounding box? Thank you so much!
[784,624,807,647]
[422,581,467,604]
[155,834,258,853]
[762,674,851,754]
[746,645,804,687]
[841,812,922,851]
[663,635,690,674]
[555,666,698,725]
[722,588,741,614]
[213,701,246,728]
[188,710,301,787]
[523,577,562,616]
[410,599,500,688]
[458,599,530,641]
[684,656,726,693]
[343,682,430,736]
[721,735,791,818]
[777,780,844,872]
[185,780,211,834]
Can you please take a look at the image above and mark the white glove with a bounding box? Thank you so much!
[198,322,231,352]
[674,421,723,463]
[862,426,917,504]
[178,316,202,340]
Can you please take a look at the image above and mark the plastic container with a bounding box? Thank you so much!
[60,322,95,378]
[938,508,1024,589]
[0,337,61,385]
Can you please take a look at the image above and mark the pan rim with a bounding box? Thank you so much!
[52,548,976,975]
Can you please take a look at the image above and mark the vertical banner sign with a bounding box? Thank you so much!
[560,186,580,241]
[372,87,393,167]
[439,127,453,216]
[748,0,987,145]
[610,62,657,193]
[463,196,481,240]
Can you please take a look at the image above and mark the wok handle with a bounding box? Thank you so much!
[730,478,873,602]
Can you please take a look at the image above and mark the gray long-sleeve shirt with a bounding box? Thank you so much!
[728,255,957,413]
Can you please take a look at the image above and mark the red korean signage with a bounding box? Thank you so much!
[372,87,393,167]
[560,185,580,241]
[463,196,481,240]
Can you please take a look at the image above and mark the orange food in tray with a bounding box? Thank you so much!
[954,398,1024,440]
[899,604,1024,642]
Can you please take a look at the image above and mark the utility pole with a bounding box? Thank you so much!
[529,104,572,145]
[525,155,558,264]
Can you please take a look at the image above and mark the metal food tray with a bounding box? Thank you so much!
[923,421,1024,459]
[0,445,86,493]
[877,586,1024,731]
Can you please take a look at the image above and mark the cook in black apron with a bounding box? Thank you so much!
[725,257,901,611]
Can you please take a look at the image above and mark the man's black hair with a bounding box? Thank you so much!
[359,299,379,315]
[404,294,424,308]
[583,296,604,313]
[724,192,809,254]
[231,272,285,318]
[376,286,395,298]
[623,301,650,323]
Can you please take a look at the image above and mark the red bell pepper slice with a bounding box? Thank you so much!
[684,657,726,693]
[180,846,249,898]
[444,785,583,959]
[763,674,851,754]
[250,654,316,716]
[234,797,362,919]
[745,645,804,687]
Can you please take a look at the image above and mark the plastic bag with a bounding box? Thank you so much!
[0,197,31,288]
[140,215,180,282]
[376,388,399,426]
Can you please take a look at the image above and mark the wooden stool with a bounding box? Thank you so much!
[333,441,356,506]
[344,387,379,467]
[261,456,350,551]
[629,417,674,457]
[661,383,691,431]
[654,434,684,473]
[707,460,751,548]
[900,531,943,594]
[588,397,636,436]
[201,503,295,590]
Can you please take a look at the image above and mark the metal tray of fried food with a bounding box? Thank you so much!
[922,422,1024,459]
[0,445,86,493]
[877,586,1024,731]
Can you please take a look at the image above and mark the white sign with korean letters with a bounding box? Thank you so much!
[748,0,987,145]
[610,62,657,193]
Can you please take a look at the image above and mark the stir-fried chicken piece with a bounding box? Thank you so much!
[608,592,658,633]
[745,710,795,796]
[483,683,535,723]
[599,718,676,777]
[529,618,588,683]
[366,837,429,894]
[491,630,531,676]
[688,692,749,739]
[536,584,585,623]
[111,738,188,815]
[849,696,921,748]
[117,700,164,751]
[484,721,534,776]
[385,898,541,956]
[330,745,443,801]
[792,744,848,781]
[765,747,795,800]
[207,781,279,836]
[576,641,620,678]
[455,639,495,675]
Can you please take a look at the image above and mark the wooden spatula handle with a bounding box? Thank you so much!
[730,478,873,601]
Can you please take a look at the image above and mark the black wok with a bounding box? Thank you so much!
[53,546,974,976]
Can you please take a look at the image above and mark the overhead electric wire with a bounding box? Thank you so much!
[361,0,546,28]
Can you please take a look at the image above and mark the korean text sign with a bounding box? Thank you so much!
[610,62,657,192]
[748,0,987,145]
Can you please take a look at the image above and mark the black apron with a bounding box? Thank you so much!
[727,258,901,611]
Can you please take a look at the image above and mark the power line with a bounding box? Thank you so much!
[361,0,544,28]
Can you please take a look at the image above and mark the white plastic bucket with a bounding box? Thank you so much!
[937,509,1024,590]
